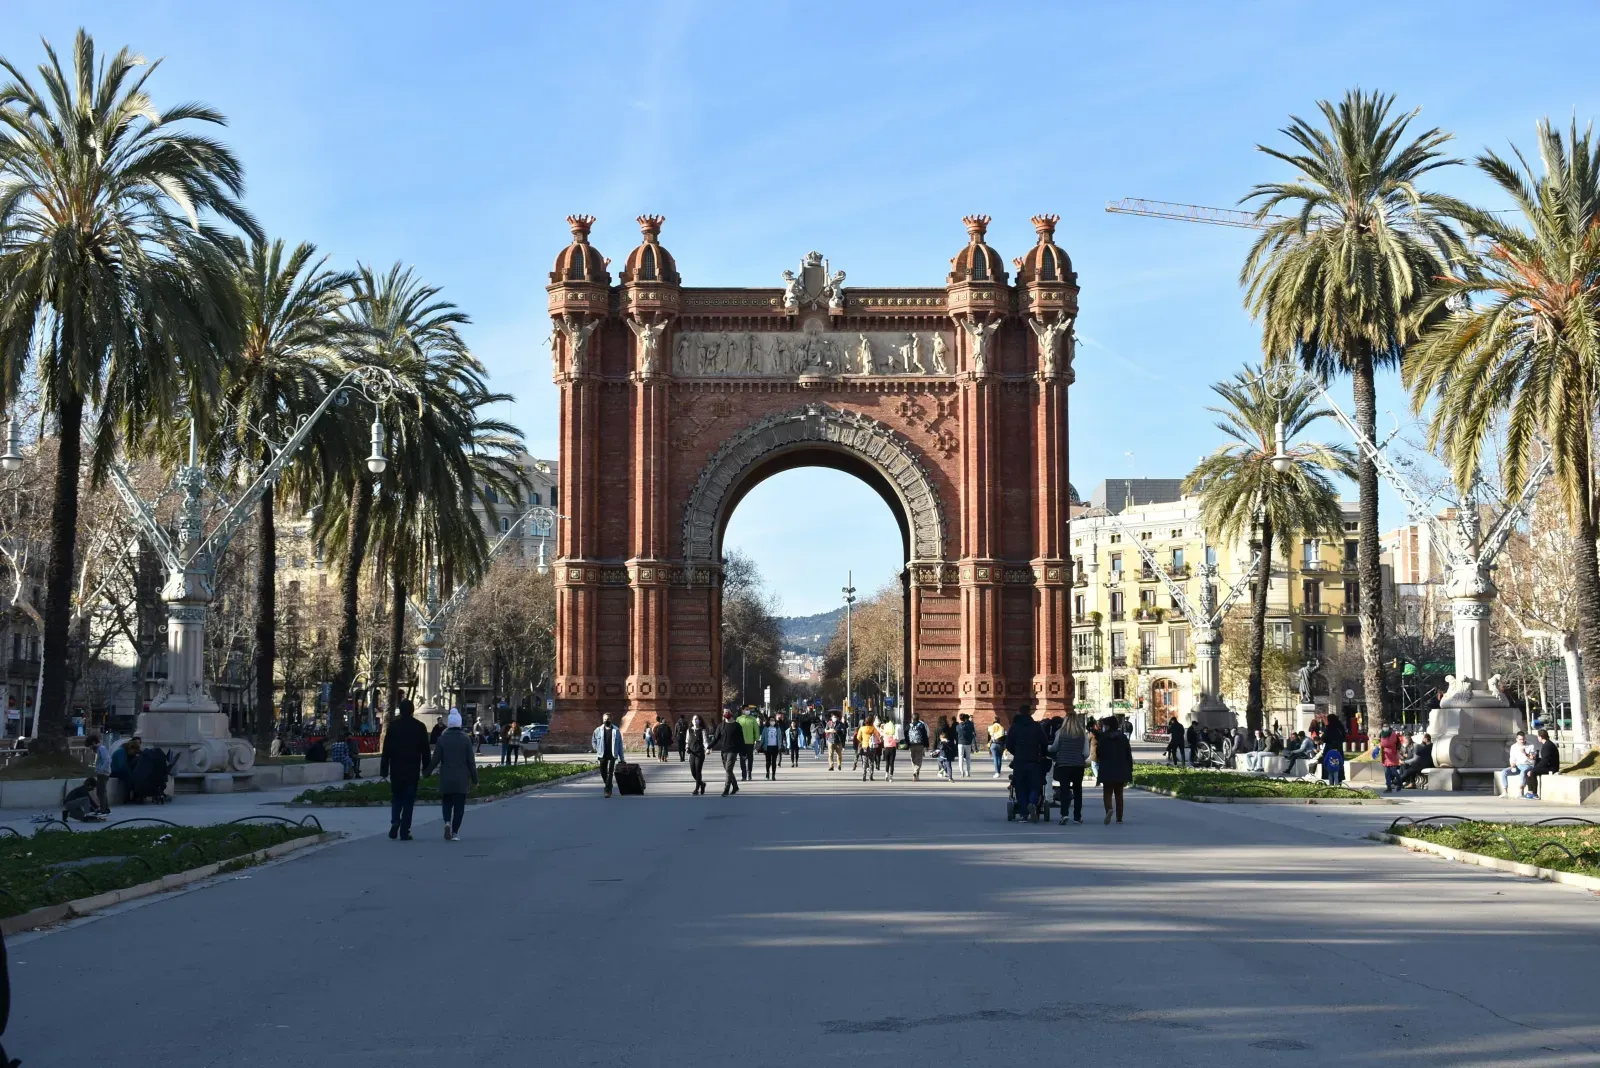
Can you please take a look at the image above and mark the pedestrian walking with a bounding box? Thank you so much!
[592,713,625,798]
[956,715,976,777]
[674,716,688,762]
[716,710,743,796]
[426,710,478,840]
[906,714,929,780]
[826,714,845,770]
[380,698,431,841]
[686,714,710,794]
[881,717,899,779]
[987,719,1006,777]
[1166,716,1185,765]
[654,718,673,764]
[758,717,779,780]
[1094,715,1134,823]
[737,707,760,781]
[644,723,655,759]
[1048,712,1088,824]
[1185,720,1202,766]
[937,722,957,780]
[786,719,801,767]
[500,720,513,765]
[1005,706,1047,822]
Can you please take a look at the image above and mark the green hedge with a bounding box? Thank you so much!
[293,760,596,805]
[1134,764,1375,800]
[1394,821,1600,876]
[0,821,321,918]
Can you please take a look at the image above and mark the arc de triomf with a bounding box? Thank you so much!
[544,214,1077,743]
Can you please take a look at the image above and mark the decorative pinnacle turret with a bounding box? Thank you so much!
[567,214,595,241]
[637,214,666,240]
[962,214,991,238]
[1031,214,1060,239]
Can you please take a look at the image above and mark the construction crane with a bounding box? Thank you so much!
[1104,198,1282,229]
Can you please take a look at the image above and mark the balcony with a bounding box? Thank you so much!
[1105,573,1125,587]
[1138,567,1159,582]
[1168,563,1191,579]
[1134,607,1164,622]
[1110,655,1128,668]
[7,658,39,677]
[1073,573,1088,588]
[1109,611,1125,622]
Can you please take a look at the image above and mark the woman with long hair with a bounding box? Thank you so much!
[1048,712,1089,824]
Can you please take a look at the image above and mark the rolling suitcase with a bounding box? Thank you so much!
[614,761,646,796]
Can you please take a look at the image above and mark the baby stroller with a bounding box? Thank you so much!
[129,747,177,804]
[1005,764,1051,822]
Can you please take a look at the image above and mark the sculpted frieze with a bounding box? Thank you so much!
[672,329,954,377]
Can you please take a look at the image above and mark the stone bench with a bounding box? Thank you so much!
[1528,775,1600,806]
[1420,767,1498,792]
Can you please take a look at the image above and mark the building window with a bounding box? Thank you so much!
[1073,593,1085,620]
[1304,623,1325,654]
[1171,547,1184,569]
[1302,539,1319,567]
[1109,592,1124,621]
[1205,545,1217,566]
[1110,553,1123,574]
[550,486,559,508]
[1139,589,1155,610]
[1345,620,1362,640]
[484,486,499,505]
[1110,631,1126,666]
[1170,529,1183,540]
[1168,594,1181,611]
[1112,677,1127,701]
[1344,539,1358,568]
[1140,531,1152,541]
[1344,580,1359,613]
[1140,630,1158,666]
[499,517,511,533]
[1302,580,1320,613]
[1344,521,1358,532]
[530,491,541,505]
[1073,631,1095,667]
[1076,680,1088,701]
[1153,678,1177,712]
[1109,533,1121,544]
[1170,627,1188,664]
[1269,621,1292,650]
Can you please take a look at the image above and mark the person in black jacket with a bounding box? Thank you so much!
[1522,729,1560,799]
[1005,705,1048,821]
[1397,733,1435,789]
[380,699,431,841]
[1094,716,1135,823]
[716,710,744,796]
[685,715,710,794]
[1166,717,1185,765]
[674,716,688,762]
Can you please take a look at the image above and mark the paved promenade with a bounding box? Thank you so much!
[9,751,1598,1067]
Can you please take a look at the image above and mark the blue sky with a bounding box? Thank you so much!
[8,1,1599,615]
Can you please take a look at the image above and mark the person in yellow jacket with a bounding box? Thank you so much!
[856,719,882,781]
[736,707,760,781]
[988,719,1007,778]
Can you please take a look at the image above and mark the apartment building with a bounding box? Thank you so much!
[1069,479,1366,734]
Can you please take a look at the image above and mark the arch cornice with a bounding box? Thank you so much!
[681,403,947,565]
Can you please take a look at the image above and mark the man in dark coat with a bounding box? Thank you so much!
[674,716,688,762]
[1522,729,1561,798]
[716,710,744,796]
[1004,705,1048,821]
[380,699,431,841]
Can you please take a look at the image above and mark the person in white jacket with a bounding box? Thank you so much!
[591,713,625,798]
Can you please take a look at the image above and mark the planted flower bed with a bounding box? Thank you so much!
[1387,816,1600,878]
[292,760,596,805]
[1134,765,1375,800]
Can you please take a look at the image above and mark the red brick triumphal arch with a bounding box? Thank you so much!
[543,214,1078,744]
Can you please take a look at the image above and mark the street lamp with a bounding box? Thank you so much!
[366,409,388,475]
[0,419,21,473]
[842,571,857,719]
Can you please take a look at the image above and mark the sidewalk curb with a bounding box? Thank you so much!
[1367,831,1600,892]
[1133,784,1391,804]
[287,767,600,808]
[1,831,339,935]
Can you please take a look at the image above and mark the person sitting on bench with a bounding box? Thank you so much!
[1397,733,1434,788]
[1521,729,1560,799]
[1280,732,1315,775]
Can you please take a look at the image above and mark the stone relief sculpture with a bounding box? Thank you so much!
[1028,314,1074,377]
[961,317,1002,373]
[556,314,600,375]
[627,317,668,375]
[672,330,954,377]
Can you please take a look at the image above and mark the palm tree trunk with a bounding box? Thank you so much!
[1570,507,1600,749]
[329,478,373,738]
[1246,519,1274,733]
[252,487,277,754]
[386,554,405,715]
[32,384,85,758]
[1351,351,1388,732]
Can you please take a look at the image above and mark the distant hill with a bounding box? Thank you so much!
[779,607,844,653]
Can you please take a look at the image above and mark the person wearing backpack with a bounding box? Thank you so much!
[906,714,930,780]
[956,715,977,777]
[856,718,881,781]
[881,717,900,780]
[824,714,845,771]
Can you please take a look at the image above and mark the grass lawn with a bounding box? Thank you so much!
[1392,820,1600,877]
[292,760,596,805]
[1134,764,1375,800]
[0,819,322,918]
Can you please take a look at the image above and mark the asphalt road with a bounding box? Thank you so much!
[10,753,1599,1067]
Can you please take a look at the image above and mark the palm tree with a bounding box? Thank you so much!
[317,264,513,736]
[1183,366,1355,731]
[0,31,258,757]
[1406,119,1600,742]
[216,238,352,754]
[1241,88,1467,730]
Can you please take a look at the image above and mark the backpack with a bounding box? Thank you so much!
[909,721,929,746]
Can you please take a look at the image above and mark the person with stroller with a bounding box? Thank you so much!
[110,735,141,804]
[1048,711,1089,824]
[1005,705,1048,822]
